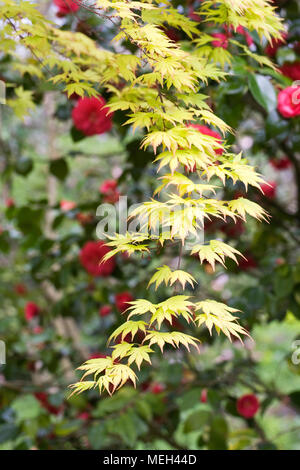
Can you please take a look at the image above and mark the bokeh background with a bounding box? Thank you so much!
[0,0,300,450]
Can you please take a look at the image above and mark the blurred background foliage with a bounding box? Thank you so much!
[0,0,300,450]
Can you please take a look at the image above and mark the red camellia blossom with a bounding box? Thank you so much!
[54,0,79,16]
[77,411,91,421]
[187,124,223,155]
[294,42,300,55]
[277,86,300,118]
[260,181,277,198]
[33,326,43,335]
[76,212,93,225]
[99,179,120,203]
[14,283,27,296]
[280,62,300,81]
[200,389,208,403]
[188,6,201,22]
[115,291,134,313]
[88,352,107,359]
[239,253,258,271]
[60,200,76,211]
[79,241,116,277]
[35,392,64,416]
[237,394,259,419]
[164,28,180,43]
[5,198,15,208]
[25,302,40,321]
[211,33,228,49]
[99,305,112,317]
[270,157,291,170]
[221,219,245,238]
[72,96,112,136]
[149,382,165,394]
[265,32,287,56]
[236,25,254,46]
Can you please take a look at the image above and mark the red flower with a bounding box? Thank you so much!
[221,219,245,238]
[33,326,43,334]
[149,382,165,394]
[5,198,15,208]
[200,389,208,403]
[60,200,76,211]
[79,241,116,277]
[236,25,254,47]
[239,253,258,271]
[204,218,218,233]
[54,0,79,16]
[72,96,112,136]
[34,392,48,403]
[99,305,112,317]
[14,283,27,296]
[188,6,201,22]
[265,33,287,57]
[99,179,120,203]
[25,302,40,321]
[294,42,300,55]
[233,191,246,199]
[164,28,180,43]
[260,181,277,198]
[280,62,300,81]
[270,157,291,170]
[76,212,93,225]
[100,180,117,193]
[115,291,134,313]
[187,124,223,155]
[35,392,64,415]
[237,394,259,419]
[88,352,107,359]
[77,411,91,421]
[212,33,228,49]
[277,86,300,118]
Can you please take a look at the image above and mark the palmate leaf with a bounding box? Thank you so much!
[148,265,196,290]
[205,154,266,190]
[127,345,153,370]
[77,357,114,381]
[129,198,204,242]
[144,330,200,353]
[7,87,35,120]
[228,197,269,221]
[141,5,200,38]
[108,364,137,391]
[70,361,138,396]
[69,381,96,397]
[108,321,148,344]
[169,270,197,289]
[141,125,224,156]
[128,295,194,327]
[127,299,157,318]
[154,149,213,173]
[156,172,217,197]
[195,299,250,342]
[101,233,150,261]
[200,0,284,42]
[149,307,177,329]
[191,239,245,270]
[111,342,133,361]
[147,265,172,290]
